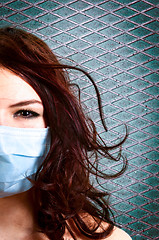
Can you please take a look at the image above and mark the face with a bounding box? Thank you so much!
[0,67,45,128]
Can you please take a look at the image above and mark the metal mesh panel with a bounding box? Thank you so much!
[0,0,158,239]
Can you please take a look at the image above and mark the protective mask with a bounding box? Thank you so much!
[0,125,50,198]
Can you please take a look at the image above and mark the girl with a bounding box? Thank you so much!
[0,27,131,240]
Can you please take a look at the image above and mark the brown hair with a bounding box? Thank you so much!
[0,27,127,239]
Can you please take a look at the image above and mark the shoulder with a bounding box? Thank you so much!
[86,214,132,240]
[93,220,132,240]
[64,214,132,240]
[105,226,132,240]
[64,225,132,240]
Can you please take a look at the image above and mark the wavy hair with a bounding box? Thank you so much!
[0,27,127,239]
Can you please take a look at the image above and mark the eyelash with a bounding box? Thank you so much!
[13,109,40,119]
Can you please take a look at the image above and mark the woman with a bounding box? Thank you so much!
[0,27,131,240]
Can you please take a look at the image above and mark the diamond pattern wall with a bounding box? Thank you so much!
[0,0,158,239]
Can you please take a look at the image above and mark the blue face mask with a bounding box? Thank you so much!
[0,125,50,198]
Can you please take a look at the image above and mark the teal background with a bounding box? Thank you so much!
[0,0,158,239]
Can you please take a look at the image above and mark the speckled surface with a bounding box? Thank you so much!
[0,0,159,239]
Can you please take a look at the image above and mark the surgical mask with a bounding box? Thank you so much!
[0,125,50,198]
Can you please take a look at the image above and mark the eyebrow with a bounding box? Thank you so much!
[9,100,42,108]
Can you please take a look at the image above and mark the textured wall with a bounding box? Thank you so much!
[0,0,159,239]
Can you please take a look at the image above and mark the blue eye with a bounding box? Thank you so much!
[13,110,40,119]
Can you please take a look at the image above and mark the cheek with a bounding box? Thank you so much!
[38,117,46,128]
[19,117,46,128]
[42,111,48,128]
[11,118,45,128]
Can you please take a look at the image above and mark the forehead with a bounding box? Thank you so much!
[0,67,41,102]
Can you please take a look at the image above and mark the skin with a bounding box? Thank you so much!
[0,67,132,240]
[0,67,45,128]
